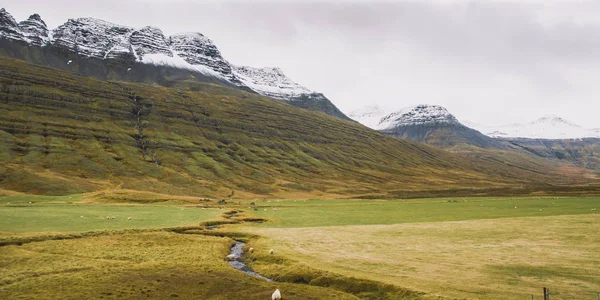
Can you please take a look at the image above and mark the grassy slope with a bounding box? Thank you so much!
[242,197,600,299]
[1,57,590,198]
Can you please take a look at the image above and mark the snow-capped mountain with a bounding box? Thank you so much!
[349,104,504,148]
[348,104,460,130]
[469,115,600,140]
[0,8,349,119]
[377,105,460,130]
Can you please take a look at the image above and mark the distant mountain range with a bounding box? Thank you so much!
[349,104,600,170]
[466,116,600,140]
[349,104,600,140]
[0,8,350,120]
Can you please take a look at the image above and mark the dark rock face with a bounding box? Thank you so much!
[130,26,171,57]
[0,8,24,41]
[381,122,507,149]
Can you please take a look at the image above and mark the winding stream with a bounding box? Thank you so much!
[227,241,273,282]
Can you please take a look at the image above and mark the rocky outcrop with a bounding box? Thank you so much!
[0,8,25,41]
[17,13,49,45]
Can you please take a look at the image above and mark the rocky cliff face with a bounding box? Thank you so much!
[0,8,349,120]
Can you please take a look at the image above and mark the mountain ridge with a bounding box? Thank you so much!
[0,8,350,120]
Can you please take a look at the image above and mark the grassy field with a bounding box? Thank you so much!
[1,195,599,299]
[249,196,599,227]
[0,195,222,234]
[242,196,600,299]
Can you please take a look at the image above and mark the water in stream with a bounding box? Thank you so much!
[227,241,273,282]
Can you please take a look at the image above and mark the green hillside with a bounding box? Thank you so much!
[0,58,594,198]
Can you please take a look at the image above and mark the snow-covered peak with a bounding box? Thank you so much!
[531,115,580,127]
[18,14,49,45]
[468,115,599,140]
[169,32,238,83]
[52,17,134,59]
[377,104,459,130]
[0,8,24,40]
[231,65,313,100]
[0,8,18,27]
[347,105,388,129]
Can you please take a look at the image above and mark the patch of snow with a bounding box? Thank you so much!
[140,52,223,78]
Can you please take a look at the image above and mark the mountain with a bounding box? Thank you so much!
[375,105,506,149]
[0,8,349,120]
[1,57,595,198]
[349,104,600,171]
[469,115,600,140]
[347,105,387,129]
[232,66,351,120]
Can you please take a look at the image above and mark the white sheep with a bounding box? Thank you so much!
[249,247,254,253]
[514,206,518,209]
[127,217,132,220]
[106,216,110,220]
[80,216,84,218]
[226,254,236,261]
[111,216,115,219]
[272,289,281,300]
[269,249,274,255]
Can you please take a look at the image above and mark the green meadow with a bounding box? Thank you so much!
[1,195,599,299]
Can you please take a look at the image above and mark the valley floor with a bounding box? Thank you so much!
[0,194,598,299]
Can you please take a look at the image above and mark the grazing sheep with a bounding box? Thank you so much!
[111,216,115,219]
[269,249,274,255]
[80,216,84,218]
[106,216,110,220]
[514,206,518,209]
[272,289,281,300]
[226,254,236,261]
[127,217,132,220]
[249,247,254,253]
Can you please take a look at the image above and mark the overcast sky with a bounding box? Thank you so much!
[3,0,600,127]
